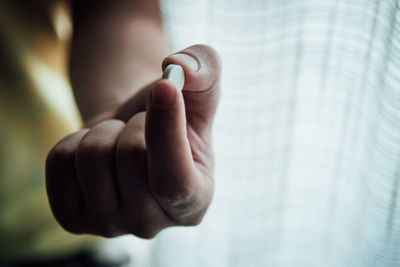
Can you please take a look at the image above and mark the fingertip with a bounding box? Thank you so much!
[162,44,221,92]
[149,79,180,108]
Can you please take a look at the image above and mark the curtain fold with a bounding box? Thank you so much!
[139,1,400,266]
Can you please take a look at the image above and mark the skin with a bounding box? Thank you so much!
[45,0,221,238]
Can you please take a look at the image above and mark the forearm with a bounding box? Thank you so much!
[69,0,167,123]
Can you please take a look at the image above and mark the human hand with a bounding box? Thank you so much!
[46,45,221,238]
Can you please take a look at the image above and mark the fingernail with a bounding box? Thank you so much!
[169,53,200,72]
[151,83,176,107]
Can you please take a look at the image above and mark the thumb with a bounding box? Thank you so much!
[145,45,220,225]
[162,44,221,135]
[146,78,209,225]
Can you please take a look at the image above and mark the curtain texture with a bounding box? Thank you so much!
[121,1,400,266]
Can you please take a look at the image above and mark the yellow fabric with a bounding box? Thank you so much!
[0,0,97,261]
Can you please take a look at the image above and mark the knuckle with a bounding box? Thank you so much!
[77,138,113,160]
[188,44,222,74]
[77,120,124,159]
[79,138,103,154]
[49,130,89,158]
[99,119,125,128]
[46,130,89,172]
[196,44,221,69]
[50,144,72,158]
[47,141,74,164]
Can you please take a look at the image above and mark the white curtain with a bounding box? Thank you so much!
[110,1,400,266]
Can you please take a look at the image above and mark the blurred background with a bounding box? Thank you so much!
[0,0,97,263]
[1,0,400,266]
